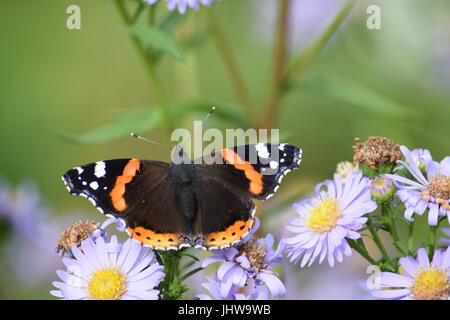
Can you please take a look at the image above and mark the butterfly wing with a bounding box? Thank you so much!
[191,143,302,249]
[62,159,193,250]
[199,143,302,200]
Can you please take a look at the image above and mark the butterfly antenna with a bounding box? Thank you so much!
[130,133,170,149]
[202,106,216,123]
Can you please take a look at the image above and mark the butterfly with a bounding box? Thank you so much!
[62,143,302,250]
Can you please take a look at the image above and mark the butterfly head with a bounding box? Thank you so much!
[171,144,191,165]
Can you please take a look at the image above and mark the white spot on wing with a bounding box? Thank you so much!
[75,167,83,174]
[89,181,99,190]
[270,161,279,169]
[94,161,106,178]
[255,143,270,158]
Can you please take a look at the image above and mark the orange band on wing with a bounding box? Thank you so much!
[203,218,253,248]
[110,159,140,211]
[221,149,263,195]
[128,226,182,249]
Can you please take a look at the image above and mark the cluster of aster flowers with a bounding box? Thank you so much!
[198,219,286,300]
[51,217,287,300]
[284,136,450,300]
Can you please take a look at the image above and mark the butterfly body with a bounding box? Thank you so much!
[62,144,302,250]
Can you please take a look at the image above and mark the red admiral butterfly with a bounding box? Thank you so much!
[62,143,301,250]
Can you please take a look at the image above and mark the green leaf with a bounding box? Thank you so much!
[394,241,410,256]
[128,25,184,60]
[159,11,187,34]
[299,76,421,119]
[61,107,164,145]
[182,253,199,261]
[380,262,397,272]
[179,267,203,282]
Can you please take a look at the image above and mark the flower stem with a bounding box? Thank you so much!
[428,224,438,260]
[260,0,290,129]
[285,0,356,83]
[114,0,174,131]
[348,239,377,265]
[367,215,391,262]
[156,249,188,300]
[382,203,403,256]
[205,10,256,126]
[407,219,415,253]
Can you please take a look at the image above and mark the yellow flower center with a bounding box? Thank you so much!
[88,267,127,300]
[411,267,449,300]
[306,196,342,233]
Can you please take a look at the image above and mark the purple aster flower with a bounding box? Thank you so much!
[51,236,165,300]
[201,218,286,298]
[0,179,63,286]
[386,146,450,225]
[252,0,346,50]
[439,228,450,246]
[196,275,270,300]
[370,247,450,300]
[285,171,377,267]
[0,179,51,239]
[145,0,219,14]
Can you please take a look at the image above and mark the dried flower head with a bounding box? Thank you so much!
[353,136,401,173]
[56,220,101,257]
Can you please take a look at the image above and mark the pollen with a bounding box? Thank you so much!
[423,176,450,210]
[306,196,342,233]
[88,266,127,300]
[411,267,449,300]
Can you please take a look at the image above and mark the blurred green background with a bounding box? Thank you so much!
[0,0,449,299]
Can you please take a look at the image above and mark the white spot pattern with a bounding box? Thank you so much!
[94,161,106,178]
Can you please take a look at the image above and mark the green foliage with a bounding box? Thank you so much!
[360,163,396,179]
[300,76,421,119]
[128,24,184,60]
[156,250,202,300]
[61,107,164,145]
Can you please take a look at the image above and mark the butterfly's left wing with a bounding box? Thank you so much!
[190,143,302,249]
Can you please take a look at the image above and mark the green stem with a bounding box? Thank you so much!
[157,250,187,300]
[367,215,390,262]
[407,219,415,253]
[348,239,377,265]
[260,0,290,129]
[428,225,438,260]
[114,0,174,131]
[205,10,256,125]
[382,203,402,256]
[285,0,356,82]
[131,1,145,24]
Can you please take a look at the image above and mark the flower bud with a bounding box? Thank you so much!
[370,175,396,203]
